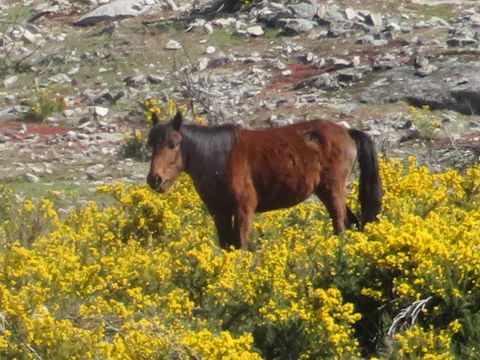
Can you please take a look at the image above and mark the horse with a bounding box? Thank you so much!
[147,111,382,250]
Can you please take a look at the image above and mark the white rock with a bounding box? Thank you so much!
[246,25,264,37]
[206,45,216,54]
[213,18,236,28]
[196,57,209,71]
[204,23,213,34]
[66,131,78,141]
[86,164,105,179]
[352,56,361,67]
[21,29,38,44]
[365,12,382,27]
[74,0,155,26]
[94,106,109,117]
[344,7,357,20]
[4,75,18,88]
[48,73,72,83]
[25,173,40,183]
[164,39,181,50]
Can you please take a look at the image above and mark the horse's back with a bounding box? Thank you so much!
[228,119,357,212]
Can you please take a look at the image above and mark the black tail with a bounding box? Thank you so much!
[348,129,382,227]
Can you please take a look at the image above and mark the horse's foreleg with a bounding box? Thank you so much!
[213,212,234,250]
[233,204,254,250]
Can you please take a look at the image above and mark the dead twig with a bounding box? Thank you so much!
[387,297,432,338]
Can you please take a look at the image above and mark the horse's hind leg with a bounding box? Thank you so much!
[346,205,360,230]
[315,184,348,234]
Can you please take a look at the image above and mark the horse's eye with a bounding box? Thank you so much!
[167,141,175,149]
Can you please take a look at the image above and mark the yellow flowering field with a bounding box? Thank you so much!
[1,157,480,359]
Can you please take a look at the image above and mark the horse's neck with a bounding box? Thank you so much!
[181,125,235,181]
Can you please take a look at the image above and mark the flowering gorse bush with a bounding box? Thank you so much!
[22,89,66,123]
[407,105,441,141]
[1,158,480,359]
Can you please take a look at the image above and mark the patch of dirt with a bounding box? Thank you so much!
[0,122,72,141]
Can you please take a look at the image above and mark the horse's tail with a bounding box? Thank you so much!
[348,129,382,227]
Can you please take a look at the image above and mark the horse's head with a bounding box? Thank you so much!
[147,111,185,193]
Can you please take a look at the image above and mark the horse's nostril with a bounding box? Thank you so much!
[147,174,162,189]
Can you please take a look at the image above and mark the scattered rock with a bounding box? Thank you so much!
[246,25,264,37]
[206,45,216,54]
[294,73,340,91]
[94,106,109,117]
[363,12,382,27]
[25,173,40,183]
[361,58,480,115]
[164,39,182,50]
[86,164,105,180]
[281,19,314,35]
[344,8,358,21]
[74,0,160,26]
[4,75,18,88]
[124,74,147,87]
[147,74,164,84]
[288,2,318,20]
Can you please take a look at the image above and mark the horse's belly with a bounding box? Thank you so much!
[254,177,316,212]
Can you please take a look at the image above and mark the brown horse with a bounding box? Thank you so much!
[147,111,382,250]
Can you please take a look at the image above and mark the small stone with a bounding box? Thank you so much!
[356,34,375,45]
[66,131,78,141]
[364,12,382,27]
[63,109,75,117]
[282,19,314,35]
[25,173,40,183]
[4,75,18,88]
[385,22,401,32]
[415,64,438,77]
[206,45,216,54]
[332,58,352,70]
[246,25,264,37]
[147,74,164,84]
[48,73,72,83]
[94,106,109,117]
[124,74,147,87]
[164,39,181,50]
[204,23,213,34]
[196,57,209,71]
[17,124,27,133]
[344,7,357,21]
[21,29,37,44]
[86,164,105,180]
[288,2,318,20]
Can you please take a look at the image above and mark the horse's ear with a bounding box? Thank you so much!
[172,111,183,131]
[151,112,160,126]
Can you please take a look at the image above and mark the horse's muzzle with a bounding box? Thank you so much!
[147,174,166,193]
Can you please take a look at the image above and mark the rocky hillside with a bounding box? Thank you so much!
[1,0,480,192]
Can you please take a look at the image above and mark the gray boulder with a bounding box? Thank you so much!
[360,58,480,115]
[74,0,158,26]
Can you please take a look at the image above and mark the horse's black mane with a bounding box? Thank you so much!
[181,124,237,180]
[148,122,238,185]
